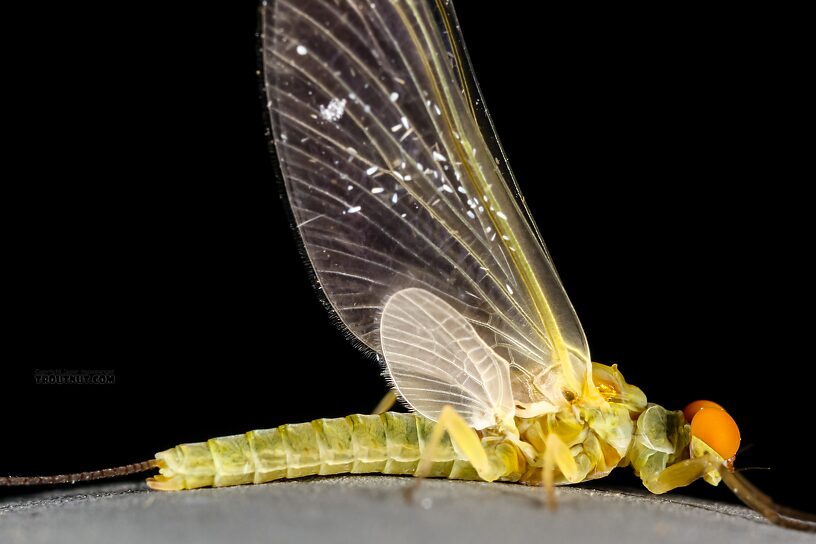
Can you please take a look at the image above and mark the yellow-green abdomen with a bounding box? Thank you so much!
[147,413,480,490]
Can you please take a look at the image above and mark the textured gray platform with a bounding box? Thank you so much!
[0,476,812,544]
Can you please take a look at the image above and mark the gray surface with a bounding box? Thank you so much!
[0,476,812,544]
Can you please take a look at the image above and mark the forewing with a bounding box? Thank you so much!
[262,0,593,420]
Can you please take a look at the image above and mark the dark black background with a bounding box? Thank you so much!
[2,3,812,512]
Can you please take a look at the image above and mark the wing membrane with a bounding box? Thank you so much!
[381,288,515,429]
[262,0,593,418]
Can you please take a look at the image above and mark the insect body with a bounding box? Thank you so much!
[146,360,717,498]
[3,0,814,532]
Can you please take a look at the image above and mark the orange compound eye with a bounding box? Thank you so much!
[683,399,725,423]
[690,407,741,460]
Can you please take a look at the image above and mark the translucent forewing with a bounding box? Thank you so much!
[262,0,593,420]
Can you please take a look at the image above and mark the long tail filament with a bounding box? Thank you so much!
[0,460,158,487]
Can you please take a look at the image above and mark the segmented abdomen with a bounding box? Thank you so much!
[147,413,478,490]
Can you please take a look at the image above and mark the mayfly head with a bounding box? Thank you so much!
[682,400,816,530]
[683,399,741,465]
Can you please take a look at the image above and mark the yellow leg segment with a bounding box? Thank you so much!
[643,456,717,495]
[415,405,498,482]
[541,433,580,508]
[371,390,398,415]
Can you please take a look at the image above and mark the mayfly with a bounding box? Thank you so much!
[3,0,814,532]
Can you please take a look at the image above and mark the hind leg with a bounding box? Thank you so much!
[415,405,498,481]
[371,390,398,415]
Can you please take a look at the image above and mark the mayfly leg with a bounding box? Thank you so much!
[371,390,398,415]
[640,456,716,495]
[719,465,816,532]
[406,405,496,500]
[540,434,579,509]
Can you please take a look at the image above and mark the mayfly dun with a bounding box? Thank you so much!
[3,0,814,532]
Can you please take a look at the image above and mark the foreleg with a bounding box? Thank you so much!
[641,456,717,495]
